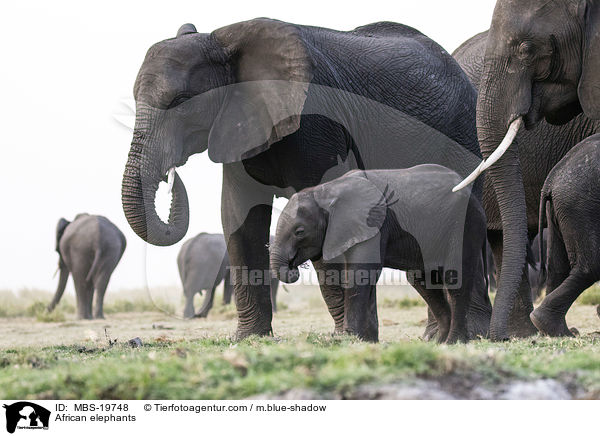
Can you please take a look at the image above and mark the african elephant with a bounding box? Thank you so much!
[452,2,600,340]
[532,135,600,336]
[48,214,126,319]
[121,18,485,339]
[178,233,278,318]
[271,165,490,343]
[528,229,548,301]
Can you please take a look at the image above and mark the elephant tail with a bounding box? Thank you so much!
[86,249,103,282]
[538,189,550,286]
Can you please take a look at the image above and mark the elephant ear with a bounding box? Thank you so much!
[208,18,314,163]
[55,218,70,252]
[578,1,600,119]
[177,23,197,37]
[314,171,387,261]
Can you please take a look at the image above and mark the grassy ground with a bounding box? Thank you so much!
[0,284,599,399]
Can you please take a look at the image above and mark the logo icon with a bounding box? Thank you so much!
[3,402,50,433]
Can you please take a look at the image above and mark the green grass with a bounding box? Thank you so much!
[0,289,176,320]
[577,284,600,306]
[1,334,599,400]
[381,297,426,309]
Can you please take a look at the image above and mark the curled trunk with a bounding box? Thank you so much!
[269,249,300,284]
[121,131,189,246]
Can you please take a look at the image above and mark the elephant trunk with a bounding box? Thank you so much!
[270,246,300,284]
[476,61,531,341]
[48,264,69,312]
[121,130,189,246]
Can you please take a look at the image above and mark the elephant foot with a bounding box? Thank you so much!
[506,298,537,338]
[422,316,439,342]
[445,330,469,344]
[94,313,105,320]
[235,326,273,340]
[194,310,210,318]
[344,329,378,343]
[530,308,574,337]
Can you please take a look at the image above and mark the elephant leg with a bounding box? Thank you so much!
[342,265,380,342]
[545,220,570,295]
[413,281,451,343]
[92,272,111,319]
[465,245,492,339]
[222,163,274,338]
[222,270,233,306]
[270,278,278,313]
[312,259,345,335]
[531,268,595,336]
[73,275,93,320]
[422,307,439,342]
[487,230,537,338]
[195,287,216,318]
[183,290,195,319]
[445,255,476,344]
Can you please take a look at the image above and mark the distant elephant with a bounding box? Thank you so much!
[451,1,600,341]
[48,214,126,319]
[121,18,485,339]
[178,233,278,318]
[532,135,600,336]
[271,165,490,343]
[485,239,497,293]
[528,229,548,301]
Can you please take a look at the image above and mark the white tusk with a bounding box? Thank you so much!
[167,167,176,194]
[52,266,59,278]
[452,117,523,192]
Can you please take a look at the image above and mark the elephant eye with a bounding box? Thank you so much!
[295,227,305,237]
[517,41,536,60]
[167,93,192,109]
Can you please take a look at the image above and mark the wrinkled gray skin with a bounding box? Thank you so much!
[178,233,278,318]
[453,3,600,340]
[532,135,600,336]
[528,229,548,301]
[271,165,491,343]
[122,18,484,339]
[49,214,126,319]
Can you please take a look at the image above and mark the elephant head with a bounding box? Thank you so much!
[270,171,386,283]
[455,0,600,339]
[121,19,313,246]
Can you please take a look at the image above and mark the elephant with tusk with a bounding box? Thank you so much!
[452,0,600,340]
[121,18,487,339]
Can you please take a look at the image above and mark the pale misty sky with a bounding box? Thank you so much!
[0,0,496,295]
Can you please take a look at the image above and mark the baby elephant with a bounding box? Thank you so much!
[531,134,600,336]
[271,165,489,343]
[178,233,279,318]
[48,213,126,319]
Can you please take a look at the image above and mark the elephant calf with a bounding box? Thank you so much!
[178,233,278,318]
[271,165,490,343]
[49,213,126,319]
[531,134,600,336]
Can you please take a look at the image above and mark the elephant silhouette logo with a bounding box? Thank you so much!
[2,402,50,433]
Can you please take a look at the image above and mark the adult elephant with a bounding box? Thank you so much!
[452,1,600,340]
[178,233,279,318]
[121,18,485,338]
[48,214,126,319]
